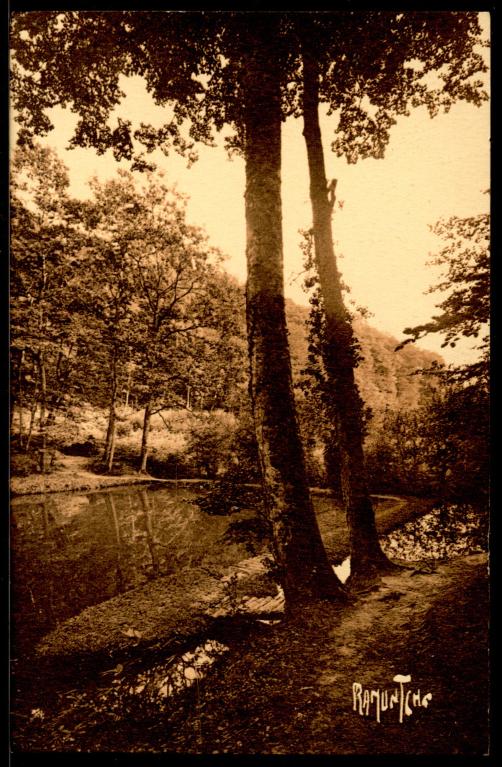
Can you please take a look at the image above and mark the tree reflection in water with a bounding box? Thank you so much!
[11,484,247,656]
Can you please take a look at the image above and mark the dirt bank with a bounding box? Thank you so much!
[10,455,157,497]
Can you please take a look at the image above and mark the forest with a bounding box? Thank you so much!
[9,9,490,758]
[11,141,489,506]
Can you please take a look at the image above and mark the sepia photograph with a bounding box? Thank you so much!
[9,5,490,758]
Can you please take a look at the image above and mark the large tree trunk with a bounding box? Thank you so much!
[242,19,345,607]
[301,46,391,578]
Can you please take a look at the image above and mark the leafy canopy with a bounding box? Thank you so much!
[11,11,488,166]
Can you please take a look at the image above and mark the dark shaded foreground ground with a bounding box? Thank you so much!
[13,551,488,755]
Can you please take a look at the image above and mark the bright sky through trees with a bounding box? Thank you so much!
[10,13,490,365]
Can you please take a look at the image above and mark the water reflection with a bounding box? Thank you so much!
[333,557,351,584]
[138,488,160,576]
[105,492,127,595]
[117,639,229,708]
[25,637,230,733]
[11,485,244,656]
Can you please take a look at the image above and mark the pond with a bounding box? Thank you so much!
[10,483,255,660]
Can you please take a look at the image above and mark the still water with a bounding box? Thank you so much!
[10,483,251,657]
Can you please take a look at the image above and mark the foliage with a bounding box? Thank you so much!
[294,232,442,491]
[194,463,263,516]
[382,210,490,505]
[298,241,363,400]
[399,211,490,386]
[223,516,271,556]
[184,411,238,479]
[10,11,489,596]
[365,384,489,503]
[226,403,261,482]
[10,451,40,477]
[286,273,442,423]
[10,143,94,468]
[11,12,487,167]
[71,170,247,470]
[82,170,243,415]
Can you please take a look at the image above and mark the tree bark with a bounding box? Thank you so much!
[124,369,132,408]
[301,46,391,578]
[12,349,25,442]
[104,348,119,472]
[37,352,49,473]
[25,398,38,452]
[107,423,117,474]
[139,400,152,474]
[104,404,114,461]
[242,19,345,607]
[16,403,24,447]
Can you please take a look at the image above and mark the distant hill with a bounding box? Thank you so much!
[284,299,442,416]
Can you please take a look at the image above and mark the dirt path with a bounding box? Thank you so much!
[153,551,489,756]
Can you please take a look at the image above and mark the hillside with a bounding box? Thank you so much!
[284,299,442,416]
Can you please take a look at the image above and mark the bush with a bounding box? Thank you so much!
[365,385,489,502]
[146,452,198,480]
[129,411,144,432]
[10,451,40,477]
[184,410,238,478]
[115,420,132,438]
[62,436,100,457]
[227,405,261,483]
[304,443,328,488]
[194,466,263,515]
[223,515,271,555]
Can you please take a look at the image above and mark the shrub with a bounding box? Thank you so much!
[62,436,100,457]
[223,515,271,556]
[194,466,263,515]
[184,410,238,478]
[365,385,489,502]
[115,420,132,438]
[10,451,40,477]
[304,443,328,488]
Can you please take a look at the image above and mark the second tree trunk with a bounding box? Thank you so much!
[301,46,391,578]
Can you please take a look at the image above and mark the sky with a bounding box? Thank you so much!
[10,13,490,366]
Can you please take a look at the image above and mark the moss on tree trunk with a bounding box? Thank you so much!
[301,44,390,578]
